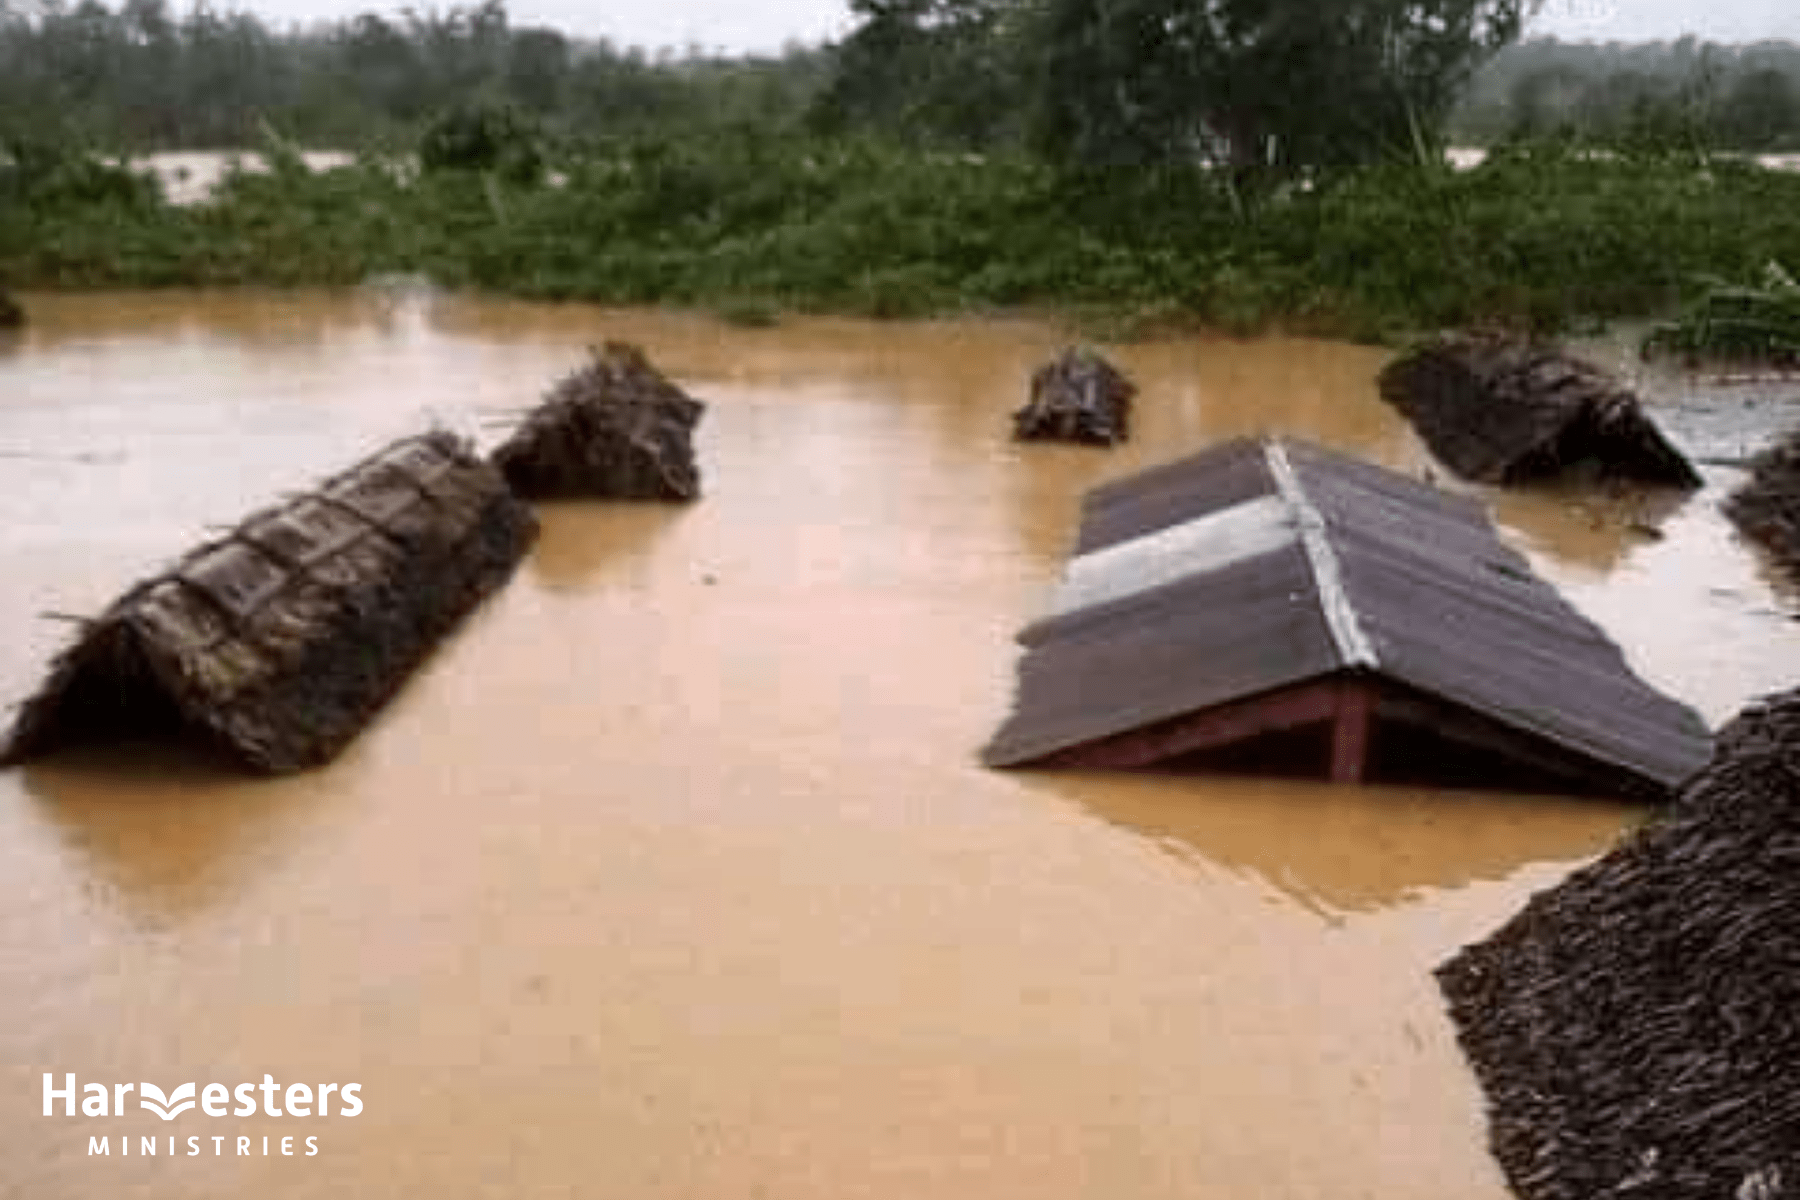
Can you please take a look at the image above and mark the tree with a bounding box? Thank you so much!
[506,26,568,112]
[341,13,426,120]
[1032,0,1536,172]
[418,95,543,181]
[1503,61,1585,138]
[1718,67,1799,150]
[813,0,1036,147]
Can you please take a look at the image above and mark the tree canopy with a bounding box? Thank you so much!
[1030,0,1536,170]
[1453,35,1800,150]
[0,0,834,151]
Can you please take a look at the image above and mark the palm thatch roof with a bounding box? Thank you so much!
[1437,688,1800,1200]
[1,431,536,773]
[1726,429,1800,587]
[1012,347,1135,446]
[490,341,704,500]
[1379,333,1701,488]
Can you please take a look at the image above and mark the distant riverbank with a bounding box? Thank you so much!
[7,138,1800,341]
[127,147,1800,208]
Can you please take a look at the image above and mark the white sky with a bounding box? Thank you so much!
[238,0,1799,55]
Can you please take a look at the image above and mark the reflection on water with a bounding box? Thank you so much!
[2,290,1798,1200]
[19,746,328,928]
[1486,479,1696,575]
[1023,771,1639,918]
[526,504,692,592]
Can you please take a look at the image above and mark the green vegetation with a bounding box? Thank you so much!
[6,132,1799,339]
[0,0,830,151]
[1031,0,1529,173]
[3,0,1800,341]
[1455,35,1800,152]
[1643,261,1800,367]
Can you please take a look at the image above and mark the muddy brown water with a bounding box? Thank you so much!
[2,289,1797,1199]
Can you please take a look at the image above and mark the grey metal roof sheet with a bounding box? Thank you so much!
[984,542,1339,767]
[1075,437,1275,554]
[982,436,1714,791]
[1043,494,1297,621]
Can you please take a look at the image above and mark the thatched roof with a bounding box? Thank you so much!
[1379,334,1701,488]
[1726,429,1800,587]
[1,431,536,773]
[0,288,22,329]
[1012,347,1135,446]
[490,341,704,500]
[1437,688,1800,1200]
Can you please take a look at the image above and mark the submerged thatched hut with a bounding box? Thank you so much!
[490,341,704,500]
[1012,347,1135,446]
[1437,689,1800,1200]
[0,288,22,330]
[1,432,536,773]
[1378,334,1700,488]
[1726,429,1800,586]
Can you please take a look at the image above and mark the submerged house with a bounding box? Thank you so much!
[1012,347,1136,446]
[1378,334,1701,488]
[1437,688,1800,1200]
[1,432,536,774]
[982,436,1711,799]
[1727,428,1800,587]
[490,341,705,501]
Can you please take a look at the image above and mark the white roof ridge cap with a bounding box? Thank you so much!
[1264,439,1379,670]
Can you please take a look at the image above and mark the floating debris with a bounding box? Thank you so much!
[1726,429,1800,587]
[1,432,536,773]
[1437,688,1800,1200]
[1378,333,1701,488]
[982,436,1710,798]
[1012,347,1135,446]
[490,341,704,500]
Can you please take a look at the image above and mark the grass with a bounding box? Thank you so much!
[5,135,1800,341]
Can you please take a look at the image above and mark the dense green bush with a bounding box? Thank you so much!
[5,134,1800,340]
[418,99,547,184]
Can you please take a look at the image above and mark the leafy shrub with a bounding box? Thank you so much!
[419,99,546,184]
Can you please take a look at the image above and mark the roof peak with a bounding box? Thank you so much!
[1264,440,1379,670]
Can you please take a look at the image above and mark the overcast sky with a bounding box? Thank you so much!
[239,0,1800,55]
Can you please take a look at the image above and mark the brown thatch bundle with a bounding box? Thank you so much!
[1726,429,1800,586]
[1013,347,1135,446]
[1,431,537,773]
[0,288,22,329]
[1436,689,1800,1200]
[490,341,704,500]
[1378,333,1701,488]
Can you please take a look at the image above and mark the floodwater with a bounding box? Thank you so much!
[132,151,359,206]
[135,147,1800,206]
[1,290,1797,1199]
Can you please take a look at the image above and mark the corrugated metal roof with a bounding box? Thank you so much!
[982,436,1714,793]
[1044,494,1296,620]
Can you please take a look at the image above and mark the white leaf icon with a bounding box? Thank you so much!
[140,1082,196,1121]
